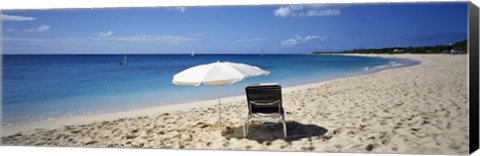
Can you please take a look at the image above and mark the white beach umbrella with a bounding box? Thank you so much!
[172,61,270,125]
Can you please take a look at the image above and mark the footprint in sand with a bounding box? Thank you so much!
[365,144,374,151]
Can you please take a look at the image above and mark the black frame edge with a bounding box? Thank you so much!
[469,1,480,155]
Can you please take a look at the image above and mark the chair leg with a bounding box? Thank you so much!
[281,120,287,138]
[243,117,250,138]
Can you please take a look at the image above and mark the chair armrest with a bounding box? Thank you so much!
[250,100,281,106]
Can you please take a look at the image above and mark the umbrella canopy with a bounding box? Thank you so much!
[172,61,270,126]
[173,61,270,86]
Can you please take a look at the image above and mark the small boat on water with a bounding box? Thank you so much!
[191,48,195,57]
[119,54,127,65]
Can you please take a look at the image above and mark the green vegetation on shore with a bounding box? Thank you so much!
[312,40,467,54]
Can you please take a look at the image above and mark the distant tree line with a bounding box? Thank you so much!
[312,39,467,54]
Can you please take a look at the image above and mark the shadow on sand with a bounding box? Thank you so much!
[221,121,328,143]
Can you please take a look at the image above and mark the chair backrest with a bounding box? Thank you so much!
[245,83,282,114]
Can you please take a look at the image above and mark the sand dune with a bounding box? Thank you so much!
[1,54,469,155]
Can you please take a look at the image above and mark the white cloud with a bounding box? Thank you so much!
[175,7,187,13]
[281,35,327,47]
[98,31,113,37]
[5,34,200,46]
[167,7,187,13]
[24,25,50,32]
[306,9,341,16]
[3,37,119,54]
[5,37,76,43]
[274,5,341,17]
[236,38,268,42]
[309,4,350,8]
[1,14,36,21]
[274,5,303,17]
[100,34,200,45]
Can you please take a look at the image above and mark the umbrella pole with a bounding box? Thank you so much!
[217,86,222,127]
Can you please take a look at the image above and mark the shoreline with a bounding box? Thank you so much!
[1,54,423,137]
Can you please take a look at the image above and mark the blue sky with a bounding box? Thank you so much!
[1,2,468,54]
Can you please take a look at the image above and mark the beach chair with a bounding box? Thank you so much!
[244,83,287,138]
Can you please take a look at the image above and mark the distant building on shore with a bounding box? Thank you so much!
[442,49,466,54]
[393,49,404,53]
[450,49,466,54]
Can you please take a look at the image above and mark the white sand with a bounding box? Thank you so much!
[1,54,469,155]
